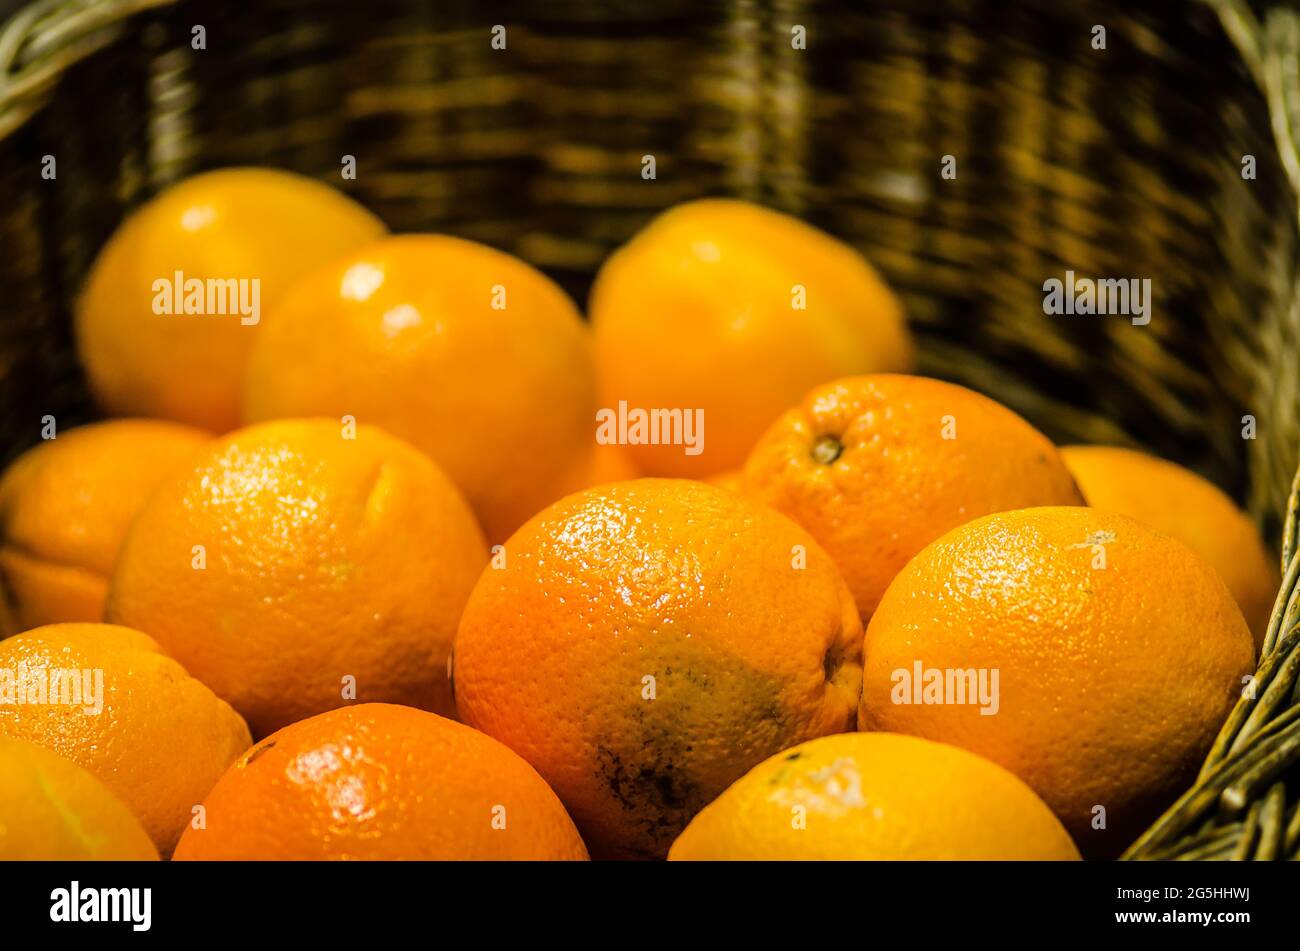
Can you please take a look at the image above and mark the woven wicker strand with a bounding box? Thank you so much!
[0,0,175,139]
[1124,462,1300,859]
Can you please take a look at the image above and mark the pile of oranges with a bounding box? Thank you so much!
[0,168,1275,861]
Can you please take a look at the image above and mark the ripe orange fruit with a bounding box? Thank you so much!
[668,732,1079,860]
[707,469,745,493]
[858,507,1254,856]
[106,418,486,738]
[585,443,641,485]
[744,374,1084,621]
[0,737,159,860]
[591,200,912,478]
[243,234,597,542]
[554,442,641,498]
[76,168,386,433]
[173,703,587,860]
[0,420,210,633]
[1061,445,1278,649]
[0,623,250,855]
[454,478,863,859]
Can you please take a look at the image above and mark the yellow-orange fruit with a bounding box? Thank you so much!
[106,419,486,737]
[454,478,863,859]
[554,442,641,498]
[669,732,1079,861]
[707,469,745,493]
[858,507,1254,856]
[745,374,1084,621]
[0,738,159,860]
[1061,445,1278,650]
[591,199,912,478]
[243,234,597,542]
[0,623,250,855]
[174,704,587,860]
[76,168,386,432]
[0,420,210,633]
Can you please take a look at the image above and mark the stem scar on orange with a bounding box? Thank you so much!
[591,199,912,478]
[744,374,1085,622]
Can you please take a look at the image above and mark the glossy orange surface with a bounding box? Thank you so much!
[745,374,1085,622]
[0,737,159,861]
[859,506,1254,856]
[76,168,386,432]
[243,234,598,543]
[670,732,1079,861]
[0,623,250,856]
[173,703,588,860]
[106,419,487,737]
[1062,444,1279,650]
[454,478,863,859]
[592,199,913,477]
[0,419,210,632]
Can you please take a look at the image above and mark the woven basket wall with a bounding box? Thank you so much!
[1,0,1299,859]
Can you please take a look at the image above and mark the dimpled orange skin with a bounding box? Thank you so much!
[0,420,210,633]
[668,732,1079,861]
[0,624,250,856]
[76,168,386,433]
[859,507,1255,857]
[243,234,597,543]
[173,704,588,860]
[105,419,487,739]
[744,374,1085,622]
[453,478,863,860]
[591,199,913,478]
[0,738,159,861]
[1061,445,1279,651]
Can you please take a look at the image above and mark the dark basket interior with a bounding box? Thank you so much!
[1,0,1296,530]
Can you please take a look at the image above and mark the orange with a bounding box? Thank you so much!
[591,199,912,477]
[0,419,210,633]
[554,442,641,499]
[76,167,386,433]
[668,732,1079,861]
[106,418,487,738]
[707,469,745,493]
[243,234,597,542]
[858,507,1254,857]
[173,703,587,860]
[1061,445,1278,649]
[744,374,1084,621]
[579,442,642,487]
[0,737,158,860]
[453,478,863,859]
[0,623,250,855]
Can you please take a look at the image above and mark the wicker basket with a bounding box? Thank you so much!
[1,0,1298,860]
